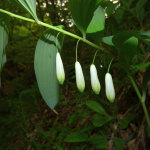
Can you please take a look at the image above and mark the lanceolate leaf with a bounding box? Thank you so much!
[131,62,150,74]
[122,37,138,67]
[69,0,103,40]
[112,31,150,61]
[139,31,150,42]
[0,12,10,87]
[10,0,39,23]
[65,132,89,142]
[87,6,105,44]
[85,100,107,115]
[34,27,64,109]
[135,0,147,17]
[92,114,114,127]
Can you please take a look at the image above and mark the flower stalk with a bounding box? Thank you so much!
[75,40,85,92]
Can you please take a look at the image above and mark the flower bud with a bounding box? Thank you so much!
[56,52,65,84]
[75,61,85,92]
[105,73,115,102]
[90,64,101,95]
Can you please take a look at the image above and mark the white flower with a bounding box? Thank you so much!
[105,73,115,102]
[56,52,65,85]
[75,61,85,92]
[90,64,101,95]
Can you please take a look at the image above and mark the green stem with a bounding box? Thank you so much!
[0,9,101,50]
[76,40,80,62]
[92,50,98,64]
[107,58,114,73]
[56,32,60,53]
[125,67,150,130]
[141,102,150,129]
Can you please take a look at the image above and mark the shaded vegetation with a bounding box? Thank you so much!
[0,0,150,150]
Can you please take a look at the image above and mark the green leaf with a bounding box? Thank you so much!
[122,37,138,67]
[114,7,125,24]
[121,0,132,8]
[10,0,39,23]
[112,31,148,60]
[65,132,89,142]
[139,31,150,42]
[135,0,147,17]
[106,2,118,17]
[69,0,103,40]
[131,62,150,74]
[114,137,124,150]
[102,36,114,46]
[90,134,108,149]
[34,26,65,109]
[0,12,10,87]
[85,100,107,115]
[142,65,150,92]
[112,31,136,53]
[119,114,134,129]
[86,6,105,44]
[92,114,114,127]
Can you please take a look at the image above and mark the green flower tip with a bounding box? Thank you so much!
[56,53,65,85]
[105,73,115,103]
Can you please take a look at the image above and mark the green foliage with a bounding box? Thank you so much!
[122,37,138,67]
[119,114,135,129]
[1,0,150,149]
[65,132,89,142]
[121,0,132,8]
[34,27,64,109]
[135,0,147,20]
[85,100,107,115]
[92,114,114,127]
[69,0,103,39]
[0,12,10,87]
[90,134,108,149]
[114,7,125,24]
[131,62,150,74]
[114,137,124,150]
[9,0,39,23]
[106,2,118,17]
[102,36,114,46]
[87,6,105,44]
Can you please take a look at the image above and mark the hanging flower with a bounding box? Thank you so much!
[90,64,101,95]
[56,52,65,85]
[105,73,115,102]
[75,61,85,92]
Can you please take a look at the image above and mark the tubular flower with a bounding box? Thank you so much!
[56,52,65,85]
[75,61,85,92]
[105,73,115,102]
[90,64,101,95]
